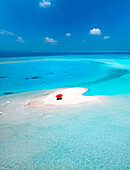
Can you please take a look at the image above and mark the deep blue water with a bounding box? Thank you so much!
[0,50,130,58]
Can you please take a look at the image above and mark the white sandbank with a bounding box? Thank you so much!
[27,87,105,109]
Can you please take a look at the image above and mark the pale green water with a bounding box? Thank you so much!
[0,55,130,169]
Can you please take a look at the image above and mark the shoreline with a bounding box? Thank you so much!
[27,87,105,110]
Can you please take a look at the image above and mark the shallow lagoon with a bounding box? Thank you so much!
[0,54,130,169]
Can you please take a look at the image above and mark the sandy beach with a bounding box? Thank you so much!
[27,87,105,109]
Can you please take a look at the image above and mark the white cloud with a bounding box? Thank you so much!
[66,33,71,37]
[16,37,25,43]
[0,29,26,43]
[0,30,14,35]
[45,37,58,45]
[39,0,51,8]
[89,28,101,35]
[104,36,110,39]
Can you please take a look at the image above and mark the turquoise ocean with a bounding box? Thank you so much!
[0,52,130,169]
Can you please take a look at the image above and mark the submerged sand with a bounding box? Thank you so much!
[27,87,105,109]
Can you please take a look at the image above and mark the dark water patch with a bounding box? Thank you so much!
[80,69,130,86]
[32,76,41,79]
[4,92,13,95]
[25,76,41,80]
[0,76,6,78]
[46,72,54,75]
[64,71,68,73]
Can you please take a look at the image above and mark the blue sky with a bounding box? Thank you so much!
[0,0,130,51]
